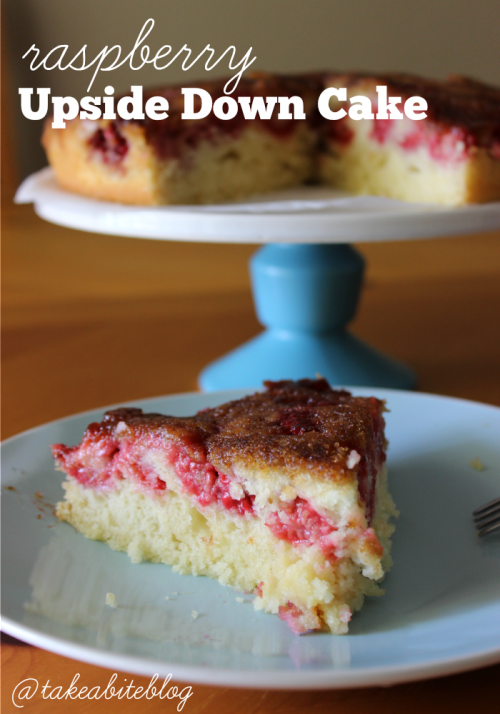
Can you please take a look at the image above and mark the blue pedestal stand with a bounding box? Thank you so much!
[17,170,500,394]
[199,243,416,391]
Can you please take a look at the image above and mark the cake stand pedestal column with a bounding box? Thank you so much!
[17,170,500,394]
[199,243,416,391]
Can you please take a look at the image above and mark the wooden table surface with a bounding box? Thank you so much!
[2,195,500,713]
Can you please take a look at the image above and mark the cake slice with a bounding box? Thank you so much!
[52,379,397,635]
[320,73,500,205]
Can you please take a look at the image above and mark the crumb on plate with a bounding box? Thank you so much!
[470,457,485,471]
[105,592,117,608]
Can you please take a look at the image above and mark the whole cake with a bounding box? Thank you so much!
[51,379,397,635]
[42,71,500,206]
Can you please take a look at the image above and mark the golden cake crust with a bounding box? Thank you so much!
[55,379,386,483]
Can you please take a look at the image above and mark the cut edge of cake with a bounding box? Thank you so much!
[320,74,500,206]
[42,117,318,206]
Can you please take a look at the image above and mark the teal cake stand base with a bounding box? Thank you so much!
[17,170,500,394]
[199,243,416,391]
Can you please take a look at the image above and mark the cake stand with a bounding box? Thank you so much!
[16,168,500,391]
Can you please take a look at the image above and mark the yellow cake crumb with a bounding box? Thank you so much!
[470,457,485,471]
[105,592,117,608]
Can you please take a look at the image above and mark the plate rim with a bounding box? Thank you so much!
[15,168,500,244]
[2,615,500,689]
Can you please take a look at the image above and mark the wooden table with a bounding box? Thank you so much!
[2,198,500,713]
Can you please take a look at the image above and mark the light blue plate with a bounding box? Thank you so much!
[2,389,499,689]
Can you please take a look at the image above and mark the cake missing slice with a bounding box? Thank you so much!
[42,72,500,206]
[52,379,397,635]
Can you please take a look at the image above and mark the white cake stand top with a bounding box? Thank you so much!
[16,168,500,243]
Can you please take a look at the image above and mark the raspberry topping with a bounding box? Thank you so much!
[266,498,335,549]
[174,453,255,516]
[89,122,129,165]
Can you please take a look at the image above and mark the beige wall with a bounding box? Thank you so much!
[4,0,500,178]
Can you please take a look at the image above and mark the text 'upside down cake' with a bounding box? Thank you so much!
[51,379,398,635]
[42,72,500,206]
